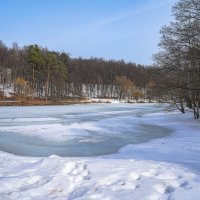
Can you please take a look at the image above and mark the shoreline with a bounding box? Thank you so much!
[0,100,90,106]
[0,98,155,106]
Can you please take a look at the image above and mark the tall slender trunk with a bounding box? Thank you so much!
[46,65,50,101]
[32,66,35,99]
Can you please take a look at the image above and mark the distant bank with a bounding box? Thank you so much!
[0,98,156,106]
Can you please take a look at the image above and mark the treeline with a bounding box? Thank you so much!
[0,42,159,101]
[154,0,200,119]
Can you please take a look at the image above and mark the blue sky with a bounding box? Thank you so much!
[0,0,177,65]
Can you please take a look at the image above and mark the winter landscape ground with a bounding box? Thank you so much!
[0,103,200,200]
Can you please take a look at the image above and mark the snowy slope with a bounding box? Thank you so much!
[0,84,14,98]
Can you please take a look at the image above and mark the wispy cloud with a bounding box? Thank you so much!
[69,0,175,39]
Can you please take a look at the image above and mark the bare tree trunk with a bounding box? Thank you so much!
[46,65,50,101]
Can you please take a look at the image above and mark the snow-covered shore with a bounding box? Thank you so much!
[0,104,200,200]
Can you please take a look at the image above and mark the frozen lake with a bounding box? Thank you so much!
[0,103,171,157]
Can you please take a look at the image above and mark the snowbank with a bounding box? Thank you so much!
[0,155,200,200]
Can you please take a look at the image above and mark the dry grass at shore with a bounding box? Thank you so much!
[0,97,90,106]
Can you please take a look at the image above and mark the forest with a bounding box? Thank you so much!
[0,0,200,119]
[0,41,160,102]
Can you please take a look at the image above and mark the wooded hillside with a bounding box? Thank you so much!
[0,42,159,101]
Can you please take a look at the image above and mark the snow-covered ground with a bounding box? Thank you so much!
[0,104,200,200]
[0,84,14,98]
[87,98,153,103]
